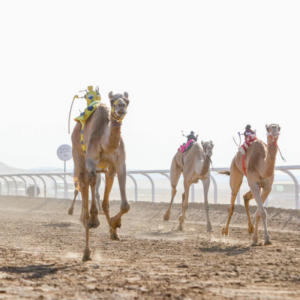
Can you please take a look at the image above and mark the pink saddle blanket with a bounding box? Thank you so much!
[178,139,195,153]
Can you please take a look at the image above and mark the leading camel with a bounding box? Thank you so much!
[220,124,281,246]
[164,141,214,231]
[72,92,130,261]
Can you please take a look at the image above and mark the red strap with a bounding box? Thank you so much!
[243,154,247,176]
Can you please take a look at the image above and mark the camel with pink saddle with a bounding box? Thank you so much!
[219,124,282,246]
[164,140,214,231]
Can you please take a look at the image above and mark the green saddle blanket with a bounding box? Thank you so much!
[74,100,101,126]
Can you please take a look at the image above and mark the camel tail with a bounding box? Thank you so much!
[218,171,230,176]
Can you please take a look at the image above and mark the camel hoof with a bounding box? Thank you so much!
[251,242,262,246]
[88,216,100,229]
[248,224,254,234]
[221,227,228,235]
[207,222,212,232]
[110,216,121,229]
[163,213,170,221]
[68,208,74,215]
[82,249,91,262]
[110,228,120,241]
[264,240,272,246]
[177,224,184,231]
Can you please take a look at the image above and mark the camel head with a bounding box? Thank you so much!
[201,140,214,157]
[109,91,130,121]
[266,124,281,142]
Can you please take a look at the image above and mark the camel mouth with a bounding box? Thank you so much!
[206,152,212,157]
[116,111,127,117]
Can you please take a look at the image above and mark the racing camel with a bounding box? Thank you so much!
[220,124,281,246]
[164,141,214,231]
[72,92,130,261]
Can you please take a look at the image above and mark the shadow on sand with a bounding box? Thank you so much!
[199,245,250,256]
[0,263,80,279]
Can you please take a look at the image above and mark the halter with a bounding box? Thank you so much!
[203,144,214,170]
[111,98,126,125]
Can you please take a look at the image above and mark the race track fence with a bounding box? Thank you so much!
[0,165,299,209]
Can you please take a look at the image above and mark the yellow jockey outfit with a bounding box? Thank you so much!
[74,85,101,154]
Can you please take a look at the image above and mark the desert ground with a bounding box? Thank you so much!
[0,196,299,300]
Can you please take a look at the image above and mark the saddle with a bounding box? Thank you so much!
[178,139,195,154]
[74,100,101,155]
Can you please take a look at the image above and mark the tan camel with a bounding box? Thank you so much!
[164,141,214,231]
[72,92,130,261]
[67,172,101,216]
[220,124,281,246]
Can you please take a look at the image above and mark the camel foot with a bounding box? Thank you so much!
[110,216,122,229]
[248,224,254,234]
[88,215,100,229]
[68,207,74,215]
[110,228,120,241]
[207,222,212,232]
[163,212,170,222]
[221,227,228,235]
[177,223,184,231]
[264,240,272,246]
[251,242,262,246]
[82,248,92,262]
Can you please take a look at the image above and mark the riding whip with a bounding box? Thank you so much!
[233,132,241,147]
[68,95,78,134]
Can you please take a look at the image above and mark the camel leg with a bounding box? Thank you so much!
[178,179,190,231]
[164,158,182,221]
[243,187,261,234]
[78,172,91,261]
[110,163,130,240]
[68,182,79,215]
[102,171,115,238]
[202,177,212,232]
[249,182,271,246]
[96,174,102,214]
[252,184,272,245]
[222,164,243,235]
[86,157,100,229]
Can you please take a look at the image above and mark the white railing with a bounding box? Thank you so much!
[0,165,299,209]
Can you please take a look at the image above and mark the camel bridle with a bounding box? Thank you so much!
[111,98,128,125]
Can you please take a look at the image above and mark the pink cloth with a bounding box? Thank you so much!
[178,139,195,153]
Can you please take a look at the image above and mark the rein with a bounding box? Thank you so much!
[267,134,286,162]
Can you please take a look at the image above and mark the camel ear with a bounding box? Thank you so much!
[108,91,113,100]
[123,92,130,107]
[201,140,204,147]
[210,140,214,147]
[278,125,281,132]
[265,124,269,132]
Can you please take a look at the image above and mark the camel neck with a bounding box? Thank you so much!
[199,155,211,176]
[107,117,122,151]
[262,143,278,178]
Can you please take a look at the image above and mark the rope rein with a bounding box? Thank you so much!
[267,134,286,162]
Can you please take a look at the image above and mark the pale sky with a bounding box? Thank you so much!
[1,1,300,171]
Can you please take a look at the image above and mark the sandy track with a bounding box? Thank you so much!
[0,196,299,300]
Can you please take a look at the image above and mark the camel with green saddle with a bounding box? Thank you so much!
[219,124,281,246]
[163,141,214,231]
[72,92,130,262]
